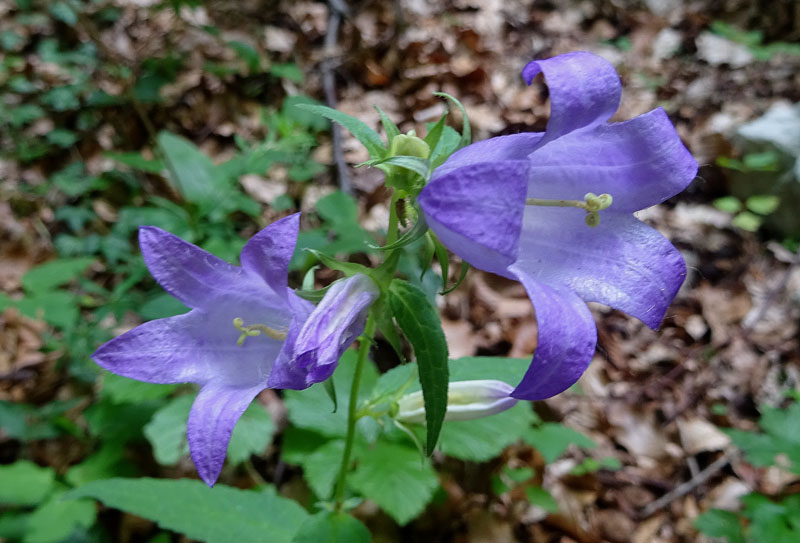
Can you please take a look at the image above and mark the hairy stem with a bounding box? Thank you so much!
[333,311,377,509]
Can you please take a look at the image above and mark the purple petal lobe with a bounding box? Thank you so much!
[509,268,597,400]
[240,213,300,294]
[269,275,378,389]
[139,226,257,309]
[187,382,264,486]
[91,313,214,384]
[527,108,698,211]
[516,208,686,329]
[419,161,529,276]
[432,132,544,180]
[522,51,621,146]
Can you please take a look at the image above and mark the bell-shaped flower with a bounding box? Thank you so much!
[92,214,378,485]
[395,380,518,424]
[418,51,698,401]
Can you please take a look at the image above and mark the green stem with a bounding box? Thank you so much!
[333,312,377,510]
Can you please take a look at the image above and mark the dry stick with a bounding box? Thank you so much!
[322,0,352,194]
[639,448,738,518]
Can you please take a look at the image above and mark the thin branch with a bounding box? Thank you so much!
[639,448,738,518]
[322,1,352,194]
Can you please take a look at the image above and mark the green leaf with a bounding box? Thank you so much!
[440,260,469,295]
[270,62,304,83]
[285,351,379,437]
[24,492,96,543]
[67,478,309,543]
[296,104,386,159]
[713,196,742,213]
[65,445,137,487]
[9,103,45,127]
[371,215,428,251]
[349,442,438,525]
[15,291,79,329]
[523,423,596,463]
[0,461,55,506]
[375,105,400,143]
[227,40,260,73]
[300,440,345,499]
[106,151,164,173]
[101,371,178,404]
[694,509,746,543]
[389,280,449,455]
[524,487,558,513]
[437,404,535,462]
[745,194,780,215]
[22,257,94,292]
[144,395,274,467]
[157,131,231,208]
[292,512,371,543]
[732,211,762,232]
[49,2,78,25]
[227,402,275,465]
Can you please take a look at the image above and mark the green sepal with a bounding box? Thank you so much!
[423,112,448,151]
[419,232,436,281]
[323,379,337,413]
[294,283,332,304]
[441,260,469,295]
[365,155,431,182]
[305,249,373,278]
[434,92,471,150]
[375,105,401,144]
[369,212,428,252]
[301,265,319,291]
[295,104,387,159]
[431,234,450,294]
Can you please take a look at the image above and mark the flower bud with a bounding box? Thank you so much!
[395,380,518,424]
[389,131,431,159]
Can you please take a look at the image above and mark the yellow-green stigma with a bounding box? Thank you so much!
[233,317,287,346]
[525,192,613,227]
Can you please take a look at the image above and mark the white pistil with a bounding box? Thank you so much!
[525,192,613,227]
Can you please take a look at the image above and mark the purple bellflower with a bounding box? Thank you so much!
[418,51,697,401]
[92,214,378,485]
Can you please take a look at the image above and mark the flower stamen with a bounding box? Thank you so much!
[233,317,287,346]
[526,192,613,227]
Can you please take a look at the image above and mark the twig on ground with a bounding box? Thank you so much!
[639,448,738,518]
[322,0,352,194]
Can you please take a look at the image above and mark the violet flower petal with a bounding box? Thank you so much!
[139,226,260,310]
[509,266,596,400]
[526,108,698,212]
[432,132,544,180]
[522,51,621,147]
[417,161,529,276]
[516,209,686,329]
[240,213,299,296]
[187,382,264,486]
[268,274,379,389]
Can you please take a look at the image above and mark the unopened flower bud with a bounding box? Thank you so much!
[389,131,431,159]
[396,380,518,424]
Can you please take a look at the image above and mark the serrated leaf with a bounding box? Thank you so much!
[349,442,438,525]
[296,104,386,159]
[66,478,308,543]
[144,395,274,467]
[389,280,448,455]
[437,403,535,462]
[300,440,345,499]
[292,512,371,543]
[0,461,55,506]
